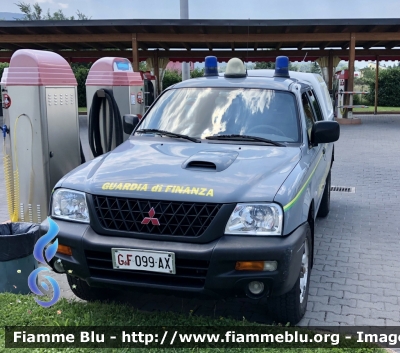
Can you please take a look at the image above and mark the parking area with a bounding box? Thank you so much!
[1,114,400,326]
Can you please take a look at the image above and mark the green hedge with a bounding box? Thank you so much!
[162,68,206,90]
[71,63,91,108]
[162,70,182,90]
[366,67,400,107]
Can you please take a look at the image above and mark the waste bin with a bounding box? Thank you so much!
[0,222,39,294]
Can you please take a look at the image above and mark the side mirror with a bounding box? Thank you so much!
[311,121,340,145]
[123,114,139,135]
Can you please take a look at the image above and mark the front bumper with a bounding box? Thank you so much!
[41,219,307,299]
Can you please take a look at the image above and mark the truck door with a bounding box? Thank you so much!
[301,91,328,209]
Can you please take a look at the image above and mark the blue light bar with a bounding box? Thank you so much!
[204,56,218,77]
[274,56,290,78]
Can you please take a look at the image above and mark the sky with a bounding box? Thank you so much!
[2,0,400,20]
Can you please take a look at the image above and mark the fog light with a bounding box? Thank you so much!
[57,244,72,256]
[53,259,65,273]
[248,281,264,295]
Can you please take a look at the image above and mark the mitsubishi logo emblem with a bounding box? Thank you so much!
[141,207,160,226]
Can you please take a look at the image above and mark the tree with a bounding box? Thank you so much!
[254,62,275,69]
[190,67,204,78]
[162,70,182,90]
[359,67,375,83]
[0,63,9,81]
[254,61,298,71]
[70,63,92,107]
[139,61,147,72]
[15,2,90,20]
[289,63,298,72]
[310,62,322,75]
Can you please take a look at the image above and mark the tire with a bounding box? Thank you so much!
[67,275,117,302]
[267,224,312,325]
[317,170,331,218]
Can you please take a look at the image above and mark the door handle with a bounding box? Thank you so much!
[322,147,326,154]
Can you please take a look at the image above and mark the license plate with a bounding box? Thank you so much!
[111,248,176,274]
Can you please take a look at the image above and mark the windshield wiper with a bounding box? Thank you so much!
[205,134,286,147]
[136,129,201,143]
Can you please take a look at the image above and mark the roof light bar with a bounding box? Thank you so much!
[204,56,218,77]
[274,56,290,78]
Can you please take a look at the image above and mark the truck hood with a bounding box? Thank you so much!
[61,137,301,203]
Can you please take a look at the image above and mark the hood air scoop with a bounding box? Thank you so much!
[182,151,239,172]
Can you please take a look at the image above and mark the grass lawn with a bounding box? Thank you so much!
[353,106,400,113]
[0,293,383,353]
[78,107,87,113]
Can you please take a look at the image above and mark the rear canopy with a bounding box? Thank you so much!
[4,49,77,86]
[86,57,144,86]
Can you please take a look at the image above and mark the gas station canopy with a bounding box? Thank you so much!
[0,18,400,64]
[1,18,400,96]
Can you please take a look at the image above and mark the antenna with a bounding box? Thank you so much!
[302,51,308,62]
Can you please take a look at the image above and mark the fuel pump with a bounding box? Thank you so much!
[140,71,158,111]
[1,49,81,223]
[86,57,145,159]
[0,68,8,117]
[335,69,369,119]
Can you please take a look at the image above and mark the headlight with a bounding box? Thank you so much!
[225,203,283,236]
[51,188,90,223]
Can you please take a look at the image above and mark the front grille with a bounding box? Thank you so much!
[92,195,221,237]
[85,250,208,288]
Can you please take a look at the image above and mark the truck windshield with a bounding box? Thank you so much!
[138,88,300,143]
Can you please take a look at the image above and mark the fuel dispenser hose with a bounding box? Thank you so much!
[88,89,123,158]
[3,114,34,222]
[3,140,14,220]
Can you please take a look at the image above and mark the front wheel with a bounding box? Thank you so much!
[267,224,312,325]
[317,170,331,218]
[67,275,118,302]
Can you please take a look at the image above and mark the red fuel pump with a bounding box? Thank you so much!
[335,69,369,119]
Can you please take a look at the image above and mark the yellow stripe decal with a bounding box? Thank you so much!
[283,153,324,212]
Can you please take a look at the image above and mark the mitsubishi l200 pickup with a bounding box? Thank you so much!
[42,56,340,324]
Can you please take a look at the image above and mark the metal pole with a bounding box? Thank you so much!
[328,50,333,91]
[132,33,139,72]
[154,50,160,94]
[374,55,379,115]
[346,33,356,119]
[180,0,189,18]
[180,0,190,81]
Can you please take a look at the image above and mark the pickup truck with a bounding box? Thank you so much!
[42,56,340,324]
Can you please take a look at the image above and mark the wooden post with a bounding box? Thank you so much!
[154,50,160,95]
[374,55,379,115]
[328,50,333,91]
[347,32,356,118]
[132,33,139,72]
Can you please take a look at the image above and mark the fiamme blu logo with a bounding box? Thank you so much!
[28,217,61,307]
